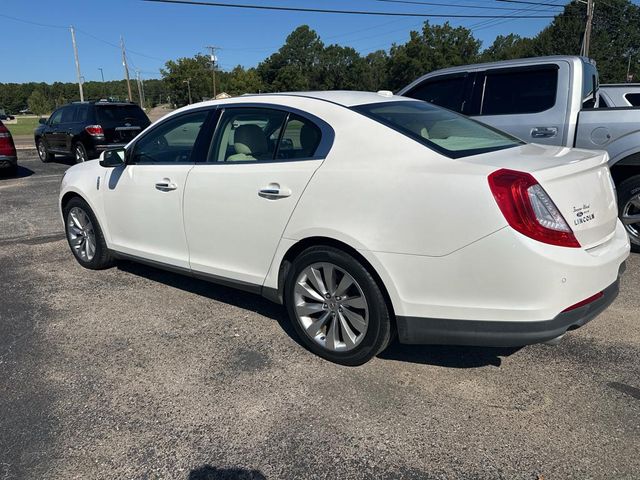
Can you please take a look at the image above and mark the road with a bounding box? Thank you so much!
[1,151,639,480]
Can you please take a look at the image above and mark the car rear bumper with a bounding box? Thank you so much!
[0,155,17,168]
[396,270,622,346]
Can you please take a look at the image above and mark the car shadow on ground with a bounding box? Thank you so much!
[188,465,266,480]
[0,165,35,179]
[117,260,521,368]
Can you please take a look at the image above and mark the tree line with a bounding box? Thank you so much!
[2,0,638,113]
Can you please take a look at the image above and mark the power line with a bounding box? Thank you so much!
[496,0,571,6]
[375,0,563,11]
[143,0,566,18]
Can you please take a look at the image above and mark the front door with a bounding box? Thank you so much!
[183,107,326,286]
[102,109,212,268]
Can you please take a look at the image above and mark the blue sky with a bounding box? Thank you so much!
[1,0,570,83]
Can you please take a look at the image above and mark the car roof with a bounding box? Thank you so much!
[242,90,413,107]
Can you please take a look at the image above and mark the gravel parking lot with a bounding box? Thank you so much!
[1,151,639,480]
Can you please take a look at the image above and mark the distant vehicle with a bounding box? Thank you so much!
[34,100,150,164]
[0,114,15,121]
[59,92,628,365]
[599,84,640,107]
[0,120,18,176]
[400,56,640,252]
[19,108,32,115]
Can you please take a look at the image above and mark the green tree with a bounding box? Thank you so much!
[481,34,535,62]
[257,25,325,91]
[161,54,213,106]
[224,66,263,95]
[27,89,52,117]
[387,21,481,91]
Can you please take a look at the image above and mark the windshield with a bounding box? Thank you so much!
[96,104,149,125]
[353,101,522,159]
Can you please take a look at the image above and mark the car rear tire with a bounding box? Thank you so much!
[617,175,640,253]
[37,139,54,163]
[63,197,114,270]
[73,142,88,163]
[284,246,392,365]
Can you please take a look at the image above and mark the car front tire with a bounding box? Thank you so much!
[63,197,114,270]
[284,246,392,365]
[617,175,640,253]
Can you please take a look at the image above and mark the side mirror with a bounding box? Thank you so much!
[99,148,126,168]
[39,118,47,124]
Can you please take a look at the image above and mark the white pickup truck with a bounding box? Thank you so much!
[400,56,640,252]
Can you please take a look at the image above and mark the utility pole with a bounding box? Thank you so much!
[579,0,595,58]
[98,67,104,82]
[120,36,133,102]
[205,46,220,99]
[135,70,145,109]
[183,79,192,104]
[70,26,84,102]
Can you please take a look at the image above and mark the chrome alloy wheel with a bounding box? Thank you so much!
[37,140,47,161]
[622,194,640,247]
[294,262,369,352]
[67,207,96,262]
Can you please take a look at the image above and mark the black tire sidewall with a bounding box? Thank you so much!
[37,139,51,162]
[617,175,640,253]
[284,246,391,366]
[74,142,87,164]
[63,197,113,270]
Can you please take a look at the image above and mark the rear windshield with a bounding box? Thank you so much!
[354,101,522,159]
[95,104,149,125]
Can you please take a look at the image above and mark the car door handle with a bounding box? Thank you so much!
[155,180,178,192]
[531,127,558,139]
[258,185,291,199]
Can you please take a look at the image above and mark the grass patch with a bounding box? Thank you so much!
[5,117,42,136]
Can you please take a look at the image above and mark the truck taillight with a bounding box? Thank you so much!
[85,125,104,136]
[488,168,580,248]
[0,124,16,157]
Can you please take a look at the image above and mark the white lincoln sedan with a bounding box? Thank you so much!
[59,91,629,365]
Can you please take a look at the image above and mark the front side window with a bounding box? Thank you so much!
[354,100,522,159]
[625,93,640,106]
[131,110,208,164]
[481,66,558,115]
[404,75,467,113]
[49,109,63,126]
[209,108,288,162]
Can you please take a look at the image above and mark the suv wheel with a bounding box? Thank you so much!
[618,175,640,253]
[284,246,392,365]
[73,142,88,163]
[37,139,54,162]
[63,197,114,270]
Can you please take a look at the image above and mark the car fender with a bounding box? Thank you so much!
[606,131,640,168]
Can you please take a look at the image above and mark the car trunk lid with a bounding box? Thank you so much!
[466,143,618,249]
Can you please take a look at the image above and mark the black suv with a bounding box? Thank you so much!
[34,100,151,163]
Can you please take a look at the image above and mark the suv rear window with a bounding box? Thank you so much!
[481,66,558,115]
[354,100,522,159]
[95,104,148,124]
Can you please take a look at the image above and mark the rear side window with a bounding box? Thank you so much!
[209,108,288,162]
[96,104,148,125]
[354,100,522,159]
[75,106,88,122]
[481,66,558,115]
[61,106,76,123]
[404,75,467,113]
[625,93,640,106]
[277,114,322,159]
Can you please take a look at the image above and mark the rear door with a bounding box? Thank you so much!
[183,106,328,286]
[469,64,568,145]
[59,105,78,152]
[95,104,150,146]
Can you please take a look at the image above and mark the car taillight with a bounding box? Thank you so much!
[488,168,580,248]
[85,125,104,136]
[0,123,16,157]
